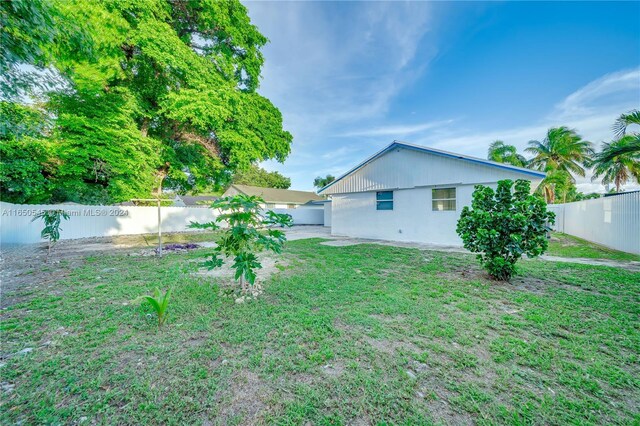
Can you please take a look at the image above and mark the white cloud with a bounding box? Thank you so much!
[245,2,639,193]
[246,1,435,190]
[555,68,640,118]
[417,68,640,192]
[305,67,639,193]
[337,120,453,138]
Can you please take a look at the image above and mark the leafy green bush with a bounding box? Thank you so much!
[189,194,293,291]
[456,179,555,280]
[31,209,70,256]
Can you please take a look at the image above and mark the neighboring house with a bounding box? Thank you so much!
[318,141,545,246]
[174,195,219,208]
[222,184,325,209]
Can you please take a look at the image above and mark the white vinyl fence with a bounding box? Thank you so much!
[547,191,640,255]
[271,207,324,225]
[1,202,324,245]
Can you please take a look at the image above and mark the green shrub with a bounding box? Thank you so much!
[456,179,555,280]
[189,194,293,291]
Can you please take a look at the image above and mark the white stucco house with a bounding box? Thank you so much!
[317,141,546,246]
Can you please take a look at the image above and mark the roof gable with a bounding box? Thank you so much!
[225,184,324,204]
[318,141,545,195]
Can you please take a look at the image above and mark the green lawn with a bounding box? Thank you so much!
[2,239,639,425]
[547,232,640,262]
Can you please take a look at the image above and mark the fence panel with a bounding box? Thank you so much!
[547,192,640,254]
[271,207,324,225]
[1,202,325,245]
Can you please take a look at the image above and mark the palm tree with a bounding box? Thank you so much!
[594,137,640,162]
[487,141,527,167]
[590,136,640,192]
[537,170,572,204]
[613,109,640,139]
[594,110,640,163]
[526,127,594,177]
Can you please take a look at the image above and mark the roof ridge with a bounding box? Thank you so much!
[317,140,546,194]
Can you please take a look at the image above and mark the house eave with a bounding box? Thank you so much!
[318,141,546,194]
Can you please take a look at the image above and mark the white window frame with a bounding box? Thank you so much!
[432,188,456,211]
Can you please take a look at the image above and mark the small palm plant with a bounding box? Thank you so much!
[31,209,70,257]
[139,288,172,328]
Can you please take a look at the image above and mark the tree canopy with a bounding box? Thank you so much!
[487,141,527,167]
[590,136,640,193]
[0,0,292,204]
[231,165,291,189]
[313,174,335,189]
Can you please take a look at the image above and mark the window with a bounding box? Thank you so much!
[376,191,393,210]
[432,188,456,211]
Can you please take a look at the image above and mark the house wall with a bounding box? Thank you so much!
[323,147,542,195]
[547,192,639,254]
[324,203,332,228]
[330,184,487,246]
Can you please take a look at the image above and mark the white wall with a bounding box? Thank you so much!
[1,202,324,245]
[0,202,218,245]
[324,202,332,228]
[547,192,640,254]
[331,184,481,246]
[270,207,324,225]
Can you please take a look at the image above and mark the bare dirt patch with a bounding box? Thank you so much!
[409,355,476,425]
[218,370,269,425]
[321,362,346,377]
[320,239,367,247]
[363,335,420,355]
[538,255,640,271]
[191,254,289,287]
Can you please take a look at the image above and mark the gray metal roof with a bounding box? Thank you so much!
[226,185,324,204]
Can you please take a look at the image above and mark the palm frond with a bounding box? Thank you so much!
[613,110,640,139]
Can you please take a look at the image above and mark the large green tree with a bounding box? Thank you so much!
[0,0,292,204]
[487,141,527,167]
[0,102,54,203]
[231,165,291,189]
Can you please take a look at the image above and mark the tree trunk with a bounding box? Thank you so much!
[239,275,247,293]
[141,118,149,137]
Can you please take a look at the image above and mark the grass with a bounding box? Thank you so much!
[2,239,639,425]
[547,232,640,262]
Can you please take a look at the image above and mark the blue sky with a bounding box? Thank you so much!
[246,1,640,192]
